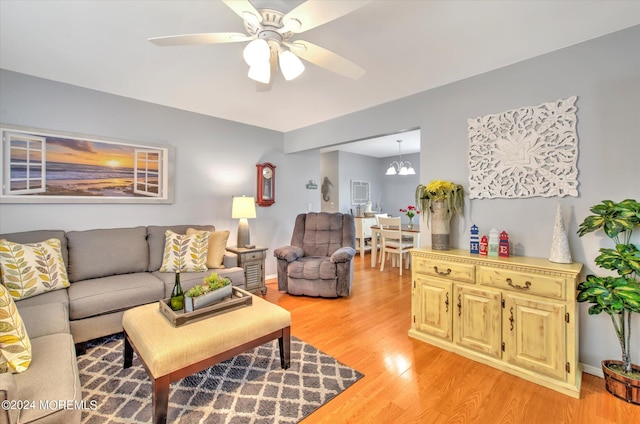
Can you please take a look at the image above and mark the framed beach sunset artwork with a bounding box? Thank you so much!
[0,125,174,203]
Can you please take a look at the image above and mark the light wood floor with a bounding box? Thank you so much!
[262,254,639,424]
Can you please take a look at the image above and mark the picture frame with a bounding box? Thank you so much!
[0,124,174,204]
[351,180,370,205]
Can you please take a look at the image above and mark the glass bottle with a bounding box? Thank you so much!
[170,270,184,311]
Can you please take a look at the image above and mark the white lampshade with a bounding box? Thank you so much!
[243,39,270,66]
[231,196,256,219]
[232,196,256,248]
[279,50,305,81]
[406,166,416,175]
[399,165,409,175]
[248,62,271,84]
[385,165,397,175]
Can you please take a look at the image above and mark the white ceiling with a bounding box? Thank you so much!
[1,1,638,157]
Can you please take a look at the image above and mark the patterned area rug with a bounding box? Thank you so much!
[78,334,363,423]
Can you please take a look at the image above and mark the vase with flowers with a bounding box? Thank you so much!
[399,205,420,228]
[415,180,464,250]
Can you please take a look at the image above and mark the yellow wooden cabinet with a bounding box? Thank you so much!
[409,248,583,398]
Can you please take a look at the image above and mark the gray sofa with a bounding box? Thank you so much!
[0,224,244,424]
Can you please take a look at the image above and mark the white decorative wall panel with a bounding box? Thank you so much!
[467,96,579,199]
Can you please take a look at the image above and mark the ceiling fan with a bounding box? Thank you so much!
[148,0,370,89]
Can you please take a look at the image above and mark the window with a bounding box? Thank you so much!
[3,132,46,195]
[134,149,162,197]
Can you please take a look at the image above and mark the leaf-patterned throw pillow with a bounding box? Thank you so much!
[159,230,210,272]
[0,238,70,300]
[0,284,32,373]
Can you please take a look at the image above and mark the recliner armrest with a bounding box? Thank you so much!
[331,247,356,263]
[274,246,304,262]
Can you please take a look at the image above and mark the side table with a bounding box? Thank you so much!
[227,246,268,295]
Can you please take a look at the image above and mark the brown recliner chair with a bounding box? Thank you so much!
[274,212,356,297]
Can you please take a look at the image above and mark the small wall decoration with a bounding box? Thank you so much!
[467,96,579,199]
[351,180,370,205]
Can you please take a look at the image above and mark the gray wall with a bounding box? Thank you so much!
[0,70,321,277]
[1,26,638,375]
[284,26,640,374]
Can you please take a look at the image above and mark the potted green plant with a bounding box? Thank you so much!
[415,180,464,250]
[576,198,640,404]
[184,272,233,312]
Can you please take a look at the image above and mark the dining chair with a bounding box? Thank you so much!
[378,216,415,275]
[372,213,389,263]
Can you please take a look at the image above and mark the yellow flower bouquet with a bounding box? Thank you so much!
[415,179,464,221]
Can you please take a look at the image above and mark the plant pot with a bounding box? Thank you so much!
[430,200,450,250]
[602,360,640,405]
[184,284,233,312]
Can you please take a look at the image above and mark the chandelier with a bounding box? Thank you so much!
[385,140,416,175]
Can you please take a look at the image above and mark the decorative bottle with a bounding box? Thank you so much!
[170,270,184,311]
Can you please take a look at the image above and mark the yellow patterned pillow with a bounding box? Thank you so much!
[0,284,32,373]
[0,238,70,300]
[186,228,230,269]
[159,230,210,272]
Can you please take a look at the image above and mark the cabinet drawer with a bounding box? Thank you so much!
[414,258,474,283]
[477,267,566,300]
[243,251,266,261]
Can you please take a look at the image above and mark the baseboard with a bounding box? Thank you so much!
[582,362,604,378]
[265,273,277,281]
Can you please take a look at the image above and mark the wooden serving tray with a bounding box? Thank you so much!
[159,286,253,327]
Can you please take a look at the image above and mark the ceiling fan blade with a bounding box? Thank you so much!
[222,0,262,25]
[285,40,365,80]
[283,0,371,33]
[149,32,253,46]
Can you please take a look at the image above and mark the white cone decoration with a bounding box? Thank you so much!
[549,203,572,264]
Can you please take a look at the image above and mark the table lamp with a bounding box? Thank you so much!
[232,196,257,248]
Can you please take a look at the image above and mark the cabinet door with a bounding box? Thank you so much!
[504,295,566,380]
[454,285,502,358]
[414,275,452,340]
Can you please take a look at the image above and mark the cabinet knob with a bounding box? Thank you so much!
[457,294,462,317]
[509,307,515,331]
[445,292,449,312]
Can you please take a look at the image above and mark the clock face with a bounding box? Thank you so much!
[263,167,273,179]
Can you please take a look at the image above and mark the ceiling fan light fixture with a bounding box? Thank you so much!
[279,49,305,81]
[243,39,270,66]
[248,62,271,84]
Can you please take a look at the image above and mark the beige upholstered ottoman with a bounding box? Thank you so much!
[122,295,291,424]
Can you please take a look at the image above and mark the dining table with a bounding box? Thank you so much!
[369,224,421,268]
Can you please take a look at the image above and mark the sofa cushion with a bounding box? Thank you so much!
[14,288,69,310]
[159,230,210,272]
[13,333,81,424]
[147,225,215,271]
[68,273,164,320]
[0,238,70,300]
[0,284,32,373]
[0,230,68,268]
[187,228,230,268]
[18,303,70,338]
[66,226,149,282]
